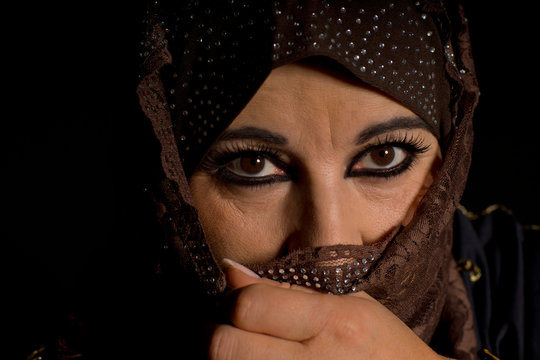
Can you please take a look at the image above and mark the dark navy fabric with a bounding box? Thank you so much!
[453,208,539,360]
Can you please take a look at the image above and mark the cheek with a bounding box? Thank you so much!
[356,155,439,239]
[190,175,291,264]
[189,147,440,260]
[351,184,412,242]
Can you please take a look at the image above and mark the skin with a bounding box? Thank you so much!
[189,63,446,359]
[214,262,451,360]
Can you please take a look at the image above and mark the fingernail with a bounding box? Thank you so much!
[222,258,261,279]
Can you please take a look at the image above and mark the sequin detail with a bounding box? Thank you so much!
[270,1,441,125]
[140,0,449,176]
[250,245,385,295]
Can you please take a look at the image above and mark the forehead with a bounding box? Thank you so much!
[230,63,417,136]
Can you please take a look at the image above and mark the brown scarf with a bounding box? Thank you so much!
[137,1,480,358]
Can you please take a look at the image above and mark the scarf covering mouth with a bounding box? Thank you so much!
[137,0,480,358]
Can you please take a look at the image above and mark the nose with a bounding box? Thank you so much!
[286,173,362,250]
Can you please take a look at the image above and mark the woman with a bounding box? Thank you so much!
[136,0,518,359]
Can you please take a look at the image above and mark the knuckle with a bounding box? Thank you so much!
[208,325,235,360]
[333,315,365,340]
[325,299,368,341]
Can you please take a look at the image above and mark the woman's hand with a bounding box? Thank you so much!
[207,259,446,360]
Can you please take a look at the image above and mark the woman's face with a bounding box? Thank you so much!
[190,63,441,265]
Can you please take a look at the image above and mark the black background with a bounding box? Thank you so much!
[5,1,539,357]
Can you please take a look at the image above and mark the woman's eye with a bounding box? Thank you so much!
[226,155,284,178]
[353,146,409,171]
[367,146,406,168]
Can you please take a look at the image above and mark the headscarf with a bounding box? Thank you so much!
[137,0,480,358]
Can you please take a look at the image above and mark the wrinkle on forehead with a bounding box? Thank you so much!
[258,64,354,151]
[231,62,418,159]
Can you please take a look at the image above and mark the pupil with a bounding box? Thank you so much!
[371,146,395,166]
[240,156,265,174]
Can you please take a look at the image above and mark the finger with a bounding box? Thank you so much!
[223,258,316,294]
[223,282,330,341]
[222,258,276,288]
[209,324,304,360]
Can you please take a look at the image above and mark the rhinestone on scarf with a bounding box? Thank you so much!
[146,0,449,199]
[252,251,379,295]
[266,1,441,126]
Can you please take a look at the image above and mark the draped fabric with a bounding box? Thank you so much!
[137,1,481,358]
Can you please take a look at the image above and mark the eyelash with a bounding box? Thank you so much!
[199,142,292,186]
[198,134,431,186]
[346,133,431,179]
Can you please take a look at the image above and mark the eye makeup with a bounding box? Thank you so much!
[197,130,431,187]
[198,140,292,187]
[346,132,431,179]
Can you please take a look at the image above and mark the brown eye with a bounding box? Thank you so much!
[352,145,407,172]
[226,155,284,178]
[370,146,395,166]
[239,156,265,174]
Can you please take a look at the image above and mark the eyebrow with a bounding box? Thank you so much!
[354,116,430,145]
[216,116,429,146]
[217,126,288,145]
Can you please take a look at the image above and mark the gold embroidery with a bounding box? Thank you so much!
[457,259,482,283]
[457,204,478,220]
[459,203,539,232]
[26,346,45,360]
[480,348,501,360]
[458,203,513,220]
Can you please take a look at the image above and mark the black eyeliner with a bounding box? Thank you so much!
[199,142,285,172]
[349,155,416,178]
[198,142,292,186]
[216,171,289,187]
[346,133,431,179]
[199,132,431,186]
